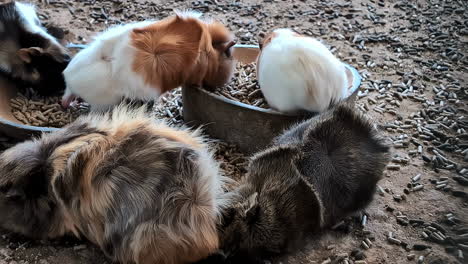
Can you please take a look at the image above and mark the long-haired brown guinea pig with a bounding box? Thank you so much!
[0,1,70,96]
[217,103,390,263]
[0,105,231,264]
[61,10,236,110]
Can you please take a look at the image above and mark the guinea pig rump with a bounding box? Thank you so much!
[131,15,204,93]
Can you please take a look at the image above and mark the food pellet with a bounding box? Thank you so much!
[418,255,424,264]
[214,62,269,109]
[361,240,370,250]
[387,164,401,170]
[412,174,421,182]
[9,88,89,128]
[365,238,372,247]
[388,237,402,245]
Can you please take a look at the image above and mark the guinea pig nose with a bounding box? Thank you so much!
[62,54,71,62]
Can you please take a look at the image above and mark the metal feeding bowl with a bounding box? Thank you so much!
[0,43,85,139]
[0,77,59,139]
[182,44,362,154]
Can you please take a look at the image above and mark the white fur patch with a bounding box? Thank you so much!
[15,2,60,46]
[258,29,347,113]
[62,21,159,110]
[174,9,203,19]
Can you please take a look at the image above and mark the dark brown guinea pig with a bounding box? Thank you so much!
[0,105,229,264]
[217,103,390,263]
[0,1,70,96]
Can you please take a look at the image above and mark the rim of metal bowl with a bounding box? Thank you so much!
[0,116,59,133]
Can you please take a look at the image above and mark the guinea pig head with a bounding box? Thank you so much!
[201,21,236,90]
[17,45,70,96]
[219,187,283,261]
[0,139,58,238]
[0,123,96,239]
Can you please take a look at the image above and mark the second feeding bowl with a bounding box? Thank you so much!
[182,44,362,154]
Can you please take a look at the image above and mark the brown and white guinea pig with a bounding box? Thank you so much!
[0,1,70,96]
[0,105,231,264]
[61,11,236,110]
[217,103,390,263]
[256,28,348,114]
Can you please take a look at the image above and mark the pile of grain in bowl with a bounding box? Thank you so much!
[213,62,270,109]
[10,88,90,128]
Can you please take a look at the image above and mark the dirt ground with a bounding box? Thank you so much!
[0,0,467,263]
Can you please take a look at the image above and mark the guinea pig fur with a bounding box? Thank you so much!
[0,1,70,96]
[257,28,348,114]
[0,105,230,264]
[218,103,390,262]
[62,11,236,110]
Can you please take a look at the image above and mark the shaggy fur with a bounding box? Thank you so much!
[0,105,229,264]
[62,11,235,110]
[0,1,70,96]
[217,103,390,262]
[257,28,348,113]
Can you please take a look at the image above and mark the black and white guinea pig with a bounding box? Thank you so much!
[0,1,70,96]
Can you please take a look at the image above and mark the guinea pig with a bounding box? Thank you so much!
[0,105,230,264]
[61,11,236,110]
[257,28,348,114]
[218,103,390,262]
[0,1,70,96]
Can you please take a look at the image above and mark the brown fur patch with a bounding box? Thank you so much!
[50,133,115,246]
[131,15,204,92]
[152,125,203,149]
[206,21,233,47]
[131,14,235,93]
[50,133,104,177]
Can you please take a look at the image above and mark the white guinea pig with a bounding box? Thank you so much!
[257,28,348,113]
[62,11,235,111]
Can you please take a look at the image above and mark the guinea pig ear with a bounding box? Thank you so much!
[242,192,260,222]
[17,47,44,63]
[257,34,265,50]
[213,40,236,58]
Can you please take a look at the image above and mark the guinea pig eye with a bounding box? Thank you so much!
[5,189,25,202]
